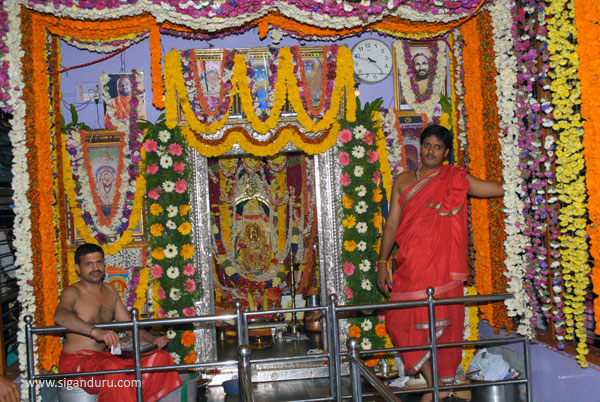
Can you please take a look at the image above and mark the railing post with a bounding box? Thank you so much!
[24,315,35,402]
[131,308,143,402]
[523,337,532,402]
[235,301,245,347]
[328,294,342,402]
[347,337,362,402]
[238,344,254,402]
[426,287,440,402]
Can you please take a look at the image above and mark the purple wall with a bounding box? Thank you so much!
[479,322,600,402]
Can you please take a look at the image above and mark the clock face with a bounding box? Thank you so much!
[352,39,393,84]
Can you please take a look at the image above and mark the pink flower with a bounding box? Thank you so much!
[367,150,379,164]
[344,286,354,299]
[343,262,355,276]
[378,314,385,322]
[157,286,166,300]
[175,178,187,194]
[173,162,185,174]
[146,163,159,175]
[183,307,197,317]
[363,132,374,145]
[148,187,162,200]
[185,278,196,293]
[372,171,381,185]
[338,129,352,143]
[144,139,157,152]
[340,173,351,186]
[183,263,195,276]
[168,143,183,156]
[156,309,166,318]
[338,152,350,166]
[151,264,163,279]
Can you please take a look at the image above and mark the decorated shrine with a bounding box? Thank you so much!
[1,0,600,400]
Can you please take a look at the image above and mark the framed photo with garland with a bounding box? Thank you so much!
[392,40,447,111]
[65,129,147,248]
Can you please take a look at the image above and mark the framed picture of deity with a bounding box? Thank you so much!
[65,129,147,248]
[101,72,147,131]
[392,40,447,112]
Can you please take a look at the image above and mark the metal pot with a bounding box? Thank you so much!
[470,380,519,402]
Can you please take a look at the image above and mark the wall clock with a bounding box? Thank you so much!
[351,38,393,84]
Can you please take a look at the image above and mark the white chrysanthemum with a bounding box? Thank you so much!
[361,319,373,331]
[170,352,181,365]
[164,244,178,259]
[167,205,178,217]
[160,154,173,168]
[167,309,178,317]
[166,220,177,230]
[158,130,171,143]
[359,260,371,272]
[356,185,367,197]
[157,145,167,156]
[361,279,372,291]
[357,241,367,252]
[352,145,365,159]
[170,288,181,301]
[166,266,179,279]
[163,180,175,193]
[355,201,368,214]
[356,222,368,233]
[354,125,367,139]
[361,338,372,350]
[166,329,176,339]
[354,166,364,177]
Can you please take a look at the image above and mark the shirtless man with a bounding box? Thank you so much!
[55,243,181,402]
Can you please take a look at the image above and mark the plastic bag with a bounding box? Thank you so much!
[467,348,510,381]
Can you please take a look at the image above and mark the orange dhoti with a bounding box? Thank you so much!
[59,349,182,402]
[385,165,469,384]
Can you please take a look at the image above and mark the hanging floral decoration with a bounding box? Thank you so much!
[62,71,146,255]
[547,0,591,367]
[164,45,355,157]
[392,40,447,119]
[380,108,406,182]
[143,118,201,364]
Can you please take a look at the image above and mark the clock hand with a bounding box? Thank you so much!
[367,57,377,63]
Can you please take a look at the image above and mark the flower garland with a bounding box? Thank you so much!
[0,1,11,113]
[392,39,447,118]
[373,110,393,205]
[143,119,200,364]
[547,0,591,366]
[575,0,600,336]
[451,32,468,162]
[380,108,405,180]
[338,100,387,358]
[61,31,149,54]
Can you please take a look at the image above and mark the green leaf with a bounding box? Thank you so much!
[70,104,78,125]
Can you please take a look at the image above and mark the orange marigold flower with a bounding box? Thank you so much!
[151,247,165,260]
[344,240,356,252]
[150,223,164,237]
[342,215,356,229]
[178,222,192,235]
[371,212,383,229]
[180,204,191,216]
[349,325,361,338]
[372,188,383,203]
[375,323,387,337]
[181,330,195,347]
[180,244,195,259]
[342,195,354,209]
[365,358,379,368]
[150,203,163,216]
[184,350,197,364]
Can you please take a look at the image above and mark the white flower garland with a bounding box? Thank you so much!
[6,2,36,399]
[489,0,534,338]
[393,40,447,119]
[380,109,404,177]
[451,31,468,152]
[62,32,149,54]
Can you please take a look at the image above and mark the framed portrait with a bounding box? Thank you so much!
[65,130,146,248]
[102,72,146,130]
[393,40,447,111]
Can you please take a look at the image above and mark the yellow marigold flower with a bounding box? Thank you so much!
[180,244,195,259]
[349,325,361,338]
[344,240,356,252]
[151,247,165,260]
[150,223,164,237]
[372,188,383,203]
[342,215,356,229]
[342,195,354,209]
[150,203,163,216]
[178,222,192,235]
[440,112,451,130]
[180,204,191,216]
[371,212,383,229]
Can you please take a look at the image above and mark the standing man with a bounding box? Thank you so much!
[376,125,503,402]
[55,243,182,402]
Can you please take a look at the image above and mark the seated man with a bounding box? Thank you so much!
[55,243,182,402]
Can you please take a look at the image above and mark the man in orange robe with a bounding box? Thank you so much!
[55,243,182,402]
[105,75,132,130]
[377,125,503,402]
